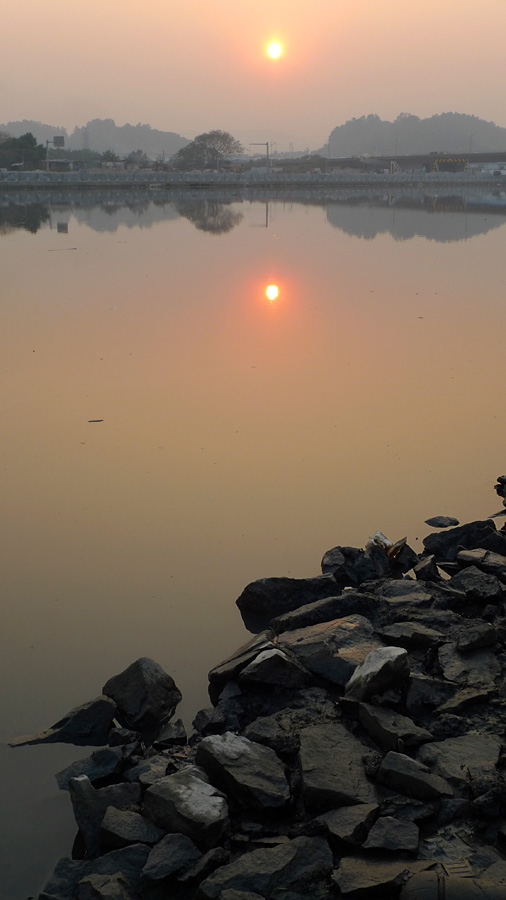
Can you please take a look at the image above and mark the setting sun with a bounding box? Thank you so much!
[266,284,279,301]
[267,42,282,59]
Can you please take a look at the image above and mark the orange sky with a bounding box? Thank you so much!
[2,0,506,149]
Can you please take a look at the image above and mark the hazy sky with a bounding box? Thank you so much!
[2,0,506,150]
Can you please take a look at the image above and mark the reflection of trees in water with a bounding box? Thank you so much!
[0,203,50,234]
[175,198,243,234]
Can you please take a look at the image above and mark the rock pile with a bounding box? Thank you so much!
[12,485,506,899]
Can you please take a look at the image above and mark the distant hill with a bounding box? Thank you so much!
[0,119,189,158]
[326,113,506,157]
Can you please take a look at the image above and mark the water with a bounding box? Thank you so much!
[1,187,506,897]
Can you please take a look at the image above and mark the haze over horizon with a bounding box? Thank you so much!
[2,0,506,151]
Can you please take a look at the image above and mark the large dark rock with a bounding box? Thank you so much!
[68,776,142,858]
[299,723,377,812]
[425,516,460,528]
[40,845,150,900]
[208,632,275,701]
[358,704,433,752]
[195,732,290,810]
[276,615,381,687]
[316,803,379,847]
[77,872,140,900]
[271,590,385,635]
[100,807,164,851]
[9,696,117,747]
[333,857,433,896]
[142,766,229,847]
[437,642,499,687]
[448,566,505,604]
[362,816,419,853]
[417,733,501,790]
[376,621,444,650]
[196,835,333,899]
[236,574,338,628]
[377,751,453,800]
[345,646,409,701]
[142,832,202,881]
[423,520,506,563]
[457,549,506,580]
[102,658,182,731]
[237,648,308,689]
[56,748,124,790]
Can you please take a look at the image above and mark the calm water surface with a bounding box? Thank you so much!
[1,189,506,897]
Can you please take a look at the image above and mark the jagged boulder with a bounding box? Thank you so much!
[56,748,124,790]
[100,807,164,851]
[196,836,333,899]
[377,751,453,800]
[142,766,229,847]
[276,615,381,686]
[237,648,308,689]
[9,696,117,747]
[142,833,202,882]
[423,520,506,562]
[102,658,182,731]
[68,776,142,858]
[299,723,377,812]
[236,574,338,627]
[358,704,433,752]
[345,646,409,701]
[362,816,419,853]
[195,732,290,810]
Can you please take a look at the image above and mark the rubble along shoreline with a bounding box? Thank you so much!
[12,477,506,900]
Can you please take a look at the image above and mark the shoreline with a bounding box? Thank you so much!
[1,171,506,193]
[13,480,506,899]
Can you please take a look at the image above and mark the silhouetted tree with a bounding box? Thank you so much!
[172,130,243,170]
[0,132,45,169]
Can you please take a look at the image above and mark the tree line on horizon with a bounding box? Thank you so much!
[327,112,506,157]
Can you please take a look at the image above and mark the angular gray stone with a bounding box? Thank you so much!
[317,803,379,846]
[276,615,381,687]
[334,858,433,896]
[413,555,442,582]
[56,747,124,790]
[142,832,202,881]
[457,622,496,653]
[271,589,383,635]
[77,872,140,900]
[195,732,290,810]
[193,706,228,736]
[457,548,506,579]
[102,657,182,730]
[406,675,458,717]
[362,816,419,853]
[358,704,433,752]
[448,566,505,603]
[243,713,301,754]
[417,733,501,788]
[178,847,230,885]
[377,622,444,649]
[143,766,228,847]
[423,520,506,562]
[377,751,453,800]
[153,718,187,748]
[299,723,377,813]
[437,642,499,687]
[40,845,150,900]
[124,753,172,786]
[100,807,164,850]
[196,835,333,899]
[68,775,142,858]
[435,686,495,716]
[237,648,308,689]
[9,696,117,747]
[345,646,409,701]
[425,516,460,528]
[208,632,275,699]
